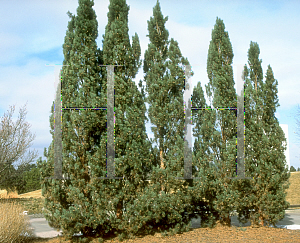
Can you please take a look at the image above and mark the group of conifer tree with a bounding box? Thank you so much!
[37,0,290,241]
[290,166,300,172]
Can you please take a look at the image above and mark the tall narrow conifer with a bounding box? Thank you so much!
[39,0,115,239]
[205,17,238,226]
[139,0,196,236]
[87,0,157,240]
[187,82,221,228]
[39,0,160,240]
[234,41,290,227]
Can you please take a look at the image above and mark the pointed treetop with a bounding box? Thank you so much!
[146,0,169,57]
[107,0,130,25]
[206,17,235,109]
[247,41,263,90]
[102,0,141,71]
[75,0,98,44]
[210,17,234,65]
[263,64,279,118]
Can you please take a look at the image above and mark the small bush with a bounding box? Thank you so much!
[0,189,35,242]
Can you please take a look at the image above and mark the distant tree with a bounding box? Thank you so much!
[21,161,42,193]
[0,102,39,194]
[297,167,300,171]
[13,161,41,195]
[0,163,19,193]
[290,166,296,172]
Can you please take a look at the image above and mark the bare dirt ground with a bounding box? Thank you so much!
[25,224,300,243]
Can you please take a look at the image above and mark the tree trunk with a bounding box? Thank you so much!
[160,150,165,195]
[255,74,257,92]
[116,200,123,221]
[259,208,264,226]
[221,214,231,226]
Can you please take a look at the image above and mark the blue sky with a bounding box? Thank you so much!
[0,0,299,172]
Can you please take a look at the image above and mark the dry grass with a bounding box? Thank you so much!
[0,188,35,242]
[286,171,300,205]
[18,189,45,199]
[0,189,17,199]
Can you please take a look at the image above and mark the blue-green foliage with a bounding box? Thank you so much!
[233,41,290,227]
[36,0,291,241]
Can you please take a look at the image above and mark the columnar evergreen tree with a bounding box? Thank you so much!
[39,0,157,240]
[259,64,290,226]
[232,42,266,226]
[186,81,221,228]
[234,41,290,227]
[137,0,196,237]
[37,0,157,241]
[38,0,107,239]
[203,17,239,226]
[89,0,159,240]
